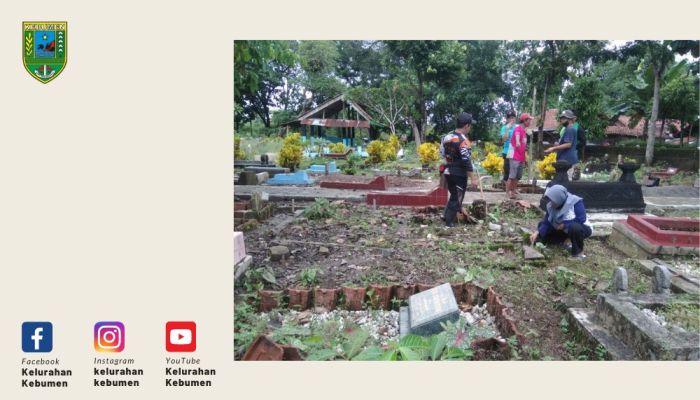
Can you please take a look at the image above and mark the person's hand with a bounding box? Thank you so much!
[529,231,539,245]
[555,223,565,231]
[544,147,554,154]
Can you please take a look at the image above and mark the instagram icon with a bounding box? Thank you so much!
[94,322,125,352]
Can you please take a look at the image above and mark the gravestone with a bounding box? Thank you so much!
[522,245,545,260]
[612,267,628,294]
[652,265,672,295]
[403,283,459,336]
[237,171,259,185]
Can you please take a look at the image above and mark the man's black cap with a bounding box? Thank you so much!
[457,112,476,126]
[506,111,516,119]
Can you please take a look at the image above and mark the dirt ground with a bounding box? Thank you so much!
[236,200,657,360]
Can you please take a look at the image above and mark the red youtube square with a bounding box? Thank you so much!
[166,321,196,352]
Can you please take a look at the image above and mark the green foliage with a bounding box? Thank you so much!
[560,73,608,139]
[303,198,337,220]
[659,301,700,333]
[554,267,574,292]
[452,266,496,287]
[341,154,363,175]
[234,302,268,356]
[299,267,321,288]
[243,267,277,291]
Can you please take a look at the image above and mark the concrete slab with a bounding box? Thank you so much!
[266,171,315,186]
[244,166,290,177]
[320,176,388,191]
[306,161,339,174]
[234,255,253,281]
[595,294,699,360]
[234,231,246,265]
[567,308,636,360]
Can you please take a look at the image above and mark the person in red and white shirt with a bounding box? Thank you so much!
[506,113,532,199]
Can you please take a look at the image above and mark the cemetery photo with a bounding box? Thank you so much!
[233,40,700,361]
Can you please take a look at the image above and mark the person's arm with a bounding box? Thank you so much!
[500,126,507,143]
[537,214,554,239]
[439,137,445,159]
[514,128,522,149]
[545,128,574,153]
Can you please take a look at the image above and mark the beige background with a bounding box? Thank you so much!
[1,0,698,398]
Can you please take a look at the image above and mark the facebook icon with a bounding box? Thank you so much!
[22,322,53,353]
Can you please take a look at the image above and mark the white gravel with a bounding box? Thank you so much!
[669,261,700,279]
[642,308,667,327]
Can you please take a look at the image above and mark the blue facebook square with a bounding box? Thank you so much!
[22,322,53,353]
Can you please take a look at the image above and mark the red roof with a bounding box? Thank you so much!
[605,115,681,137]
[535,109,681,137]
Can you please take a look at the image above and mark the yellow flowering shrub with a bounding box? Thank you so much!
[536,152,557,179]
[367,140,388,164]
[482,152,504,175]
[484,142,499,155]
[329,142,346,153]
[234,135,246,160]
[387,134,401,154]
[279,132,305,170]
[417,142,440,164]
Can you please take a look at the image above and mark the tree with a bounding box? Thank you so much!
[298,41,345,106]
[561,74,608,139]
[622,40,699,164]
[660,61,699,146]
[347,80,407,136]
[384,41,464,145]
[234,41,296,129]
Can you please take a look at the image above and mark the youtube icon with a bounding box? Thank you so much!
[166,321,196,352]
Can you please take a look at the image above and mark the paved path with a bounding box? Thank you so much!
[234,184,541,205]
[234,183,699,210]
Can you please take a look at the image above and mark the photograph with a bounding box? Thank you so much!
[233,40,700,361]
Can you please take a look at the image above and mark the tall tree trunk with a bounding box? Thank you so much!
[417,72,427,143]
[529,86,537,182]
[410,118,421,147]
[679,118,684,147]
[645,68,662,165]
[537,78,549,158]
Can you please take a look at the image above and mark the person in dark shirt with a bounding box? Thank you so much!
[545,109,578,180]
[439,112,479,227]
[529,185,592,259]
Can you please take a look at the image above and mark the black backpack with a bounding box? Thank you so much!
[576,125,587,150]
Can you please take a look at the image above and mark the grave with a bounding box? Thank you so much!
[539,161,646,213]
[319,176,388,191]
[633,259,700,296]
[367,186,448,207]
[306,161,339,174]
[399,283,459,336]
[265,171,315,186]
[567,266,700,360]
[236,171,269,185]
[243,166,290,177]
[610,215,700,258]
[323,149,354,160]
[234,192,275,225]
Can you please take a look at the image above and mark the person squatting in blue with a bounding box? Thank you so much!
[529,184,593,259]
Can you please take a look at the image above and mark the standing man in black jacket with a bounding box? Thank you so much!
[439,112,479,227]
